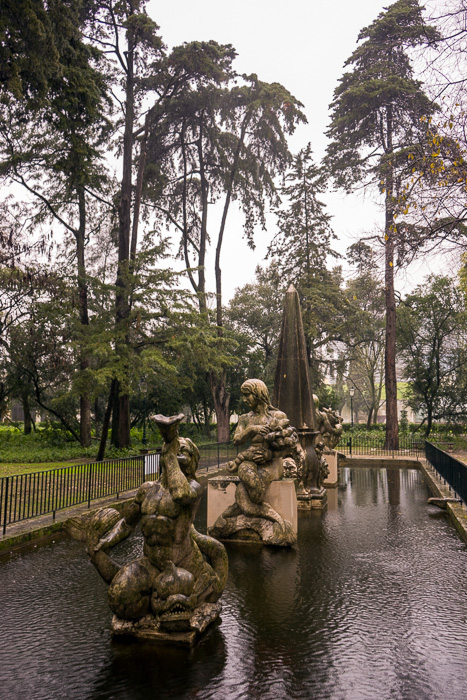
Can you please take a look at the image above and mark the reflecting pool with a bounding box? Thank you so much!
[2,466,467,700]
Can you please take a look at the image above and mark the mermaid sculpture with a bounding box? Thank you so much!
[209,379,302,547]
[86,413,228,644]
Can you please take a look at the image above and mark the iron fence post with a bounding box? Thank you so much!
[87,463,93,509]
[51,470,56,522]
[2,477,9,536]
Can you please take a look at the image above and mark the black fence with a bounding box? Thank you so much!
[197,441,239,470]
[0,455,147,536]
[341,436,423,457]
[0,442,237,535]
[425,441,467,506]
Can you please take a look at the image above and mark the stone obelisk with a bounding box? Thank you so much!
[273,284,327,508]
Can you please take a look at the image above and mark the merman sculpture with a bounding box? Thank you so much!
[209,379,302,547]
[86,413,228,645]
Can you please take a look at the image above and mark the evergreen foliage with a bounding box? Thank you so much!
[2,0,467,458]
[344,243,386,427]
[325,0,439,449]
[267,143,346,384]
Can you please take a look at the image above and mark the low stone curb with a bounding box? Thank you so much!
[418,458,467,546]
[2,460,466,555]
[0,491,138,558]
[0,468,226,557]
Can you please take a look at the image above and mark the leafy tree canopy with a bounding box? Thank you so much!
[398,274,467,435]
[326,0,439,192]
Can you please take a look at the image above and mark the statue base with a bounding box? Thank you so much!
[110,602,222,647]
[297,488,327,510]
[323,450,339,487]
[207,476,297,546]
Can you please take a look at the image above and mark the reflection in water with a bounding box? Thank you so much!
[1,467,467,700]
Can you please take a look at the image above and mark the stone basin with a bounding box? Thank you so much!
[1,465,467,700]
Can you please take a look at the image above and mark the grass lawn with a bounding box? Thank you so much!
[0,460,96,478]
[0,427,151,478]
[0,424,215,479]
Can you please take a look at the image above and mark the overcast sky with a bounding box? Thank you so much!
[146,0,449,300]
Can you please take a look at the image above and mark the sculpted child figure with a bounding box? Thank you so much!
[210,379,302,546]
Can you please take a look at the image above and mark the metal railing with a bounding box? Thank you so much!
[197,441,239,470]
[425,441,467,506]
[0,441,236,535]
[1,455,146,535]
[341,436,423,457]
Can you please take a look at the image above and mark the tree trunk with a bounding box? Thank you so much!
[110,379,130,449]
[384,223,399,449]
[80,386,92,446]
[22,392,32,435]
[197,122,208,314]
[425,406,433,437]
[210,371,230,443]
[202,400,212,439]
[76,185,92,447]
[111,26,135,449]
[384,107,399,450]
[97,379,117,461]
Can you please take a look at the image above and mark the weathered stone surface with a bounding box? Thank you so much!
[85,413,227,644]
[273,284,317,432]
[63,512,93,542]
[209,379,300,547]
[428,496,462,509]
[210,513,296,546]
[111,615,198,646]
[297,491,328,510]
[273,285,329,503]
[208,476,297,531]
[323,450,339,487]
[314,397,343,452]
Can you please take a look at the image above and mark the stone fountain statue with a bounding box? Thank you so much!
[208,379,302,547]
[85,413,228,645]
[314,395,343,452]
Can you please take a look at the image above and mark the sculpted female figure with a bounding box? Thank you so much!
[210,379,302,546]
[86,413,228,641]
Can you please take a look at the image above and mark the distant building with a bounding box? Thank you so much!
[340,382,422,425]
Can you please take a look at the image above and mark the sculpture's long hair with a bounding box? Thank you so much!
[240,379,278,413]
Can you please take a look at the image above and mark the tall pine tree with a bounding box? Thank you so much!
[325,0,439,448]
[268,143,344,385]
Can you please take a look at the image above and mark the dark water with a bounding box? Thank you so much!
[1,467,467,700]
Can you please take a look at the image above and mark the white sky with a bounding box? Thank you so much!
[147,0,452,301]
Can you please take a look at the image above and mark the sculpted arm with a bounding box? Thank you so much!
[234,415,269,445]
[163,438,199,504]
[85,485,148,584]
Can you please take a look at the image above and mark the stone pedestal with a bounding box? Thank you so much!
[326,487,338,510]
[207,476,297,536]
[111,602,222,647]
[323,450,339,488]
[297,488,327,510]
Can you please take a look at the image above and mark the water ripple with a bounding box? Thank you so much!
[1,467,467,699]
